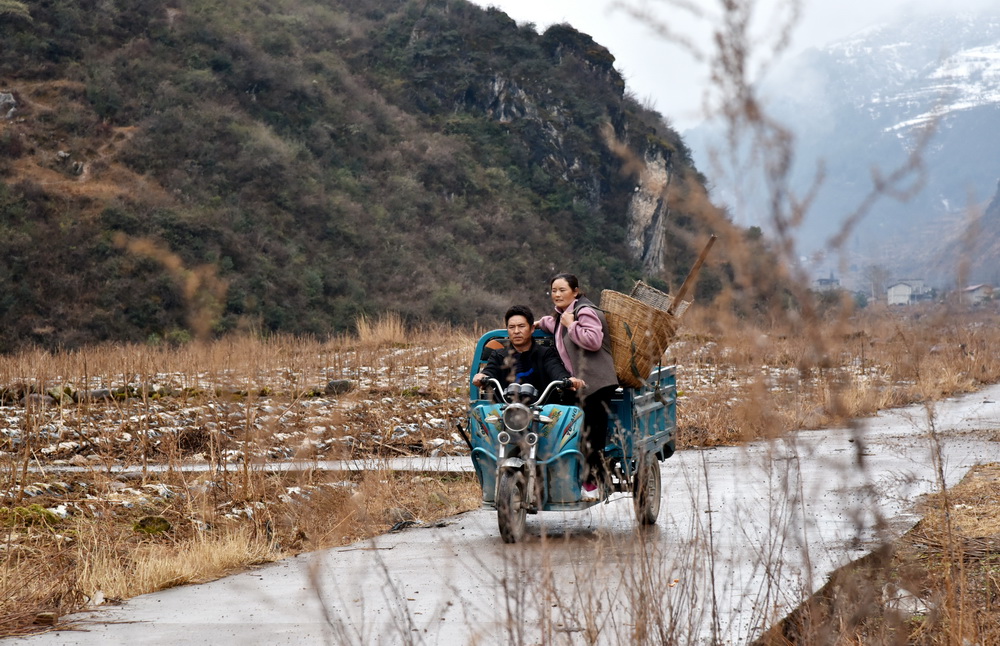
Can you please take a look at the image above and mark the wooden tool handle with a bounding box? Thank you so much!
[668,234,717,315]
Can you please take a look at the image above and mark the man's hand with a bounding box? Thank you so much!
[473,373,487,387]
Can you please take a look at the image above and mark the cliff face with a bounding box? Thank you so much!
[417,15,688,276]
[0,0,710,350]
[626,149,673,275]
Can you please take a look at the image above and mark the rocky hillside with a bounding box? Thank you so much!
[0,0,731,351]
[931,179,1000,286]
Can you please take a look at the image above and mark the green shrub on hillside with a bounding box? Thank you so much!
[0,0,724,351]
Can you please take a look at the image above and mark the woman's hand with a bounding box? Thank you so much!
[559,310,575,328]
[569,377,585,391]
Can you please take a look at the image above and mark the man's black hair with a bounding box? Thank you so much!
[505,304,534,326]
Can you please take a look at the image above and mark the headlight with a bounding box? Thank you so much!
[502,403,532,432]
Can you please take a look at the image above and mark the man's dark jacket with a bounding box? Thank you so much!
[481,340,570,394]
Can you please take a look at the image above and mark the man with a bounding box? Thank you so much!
[473,305,584,395]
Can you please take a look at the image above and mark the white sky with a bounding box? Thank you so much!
[467,0,995,131]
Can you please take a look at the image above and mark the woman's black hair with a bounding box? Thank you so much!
[505,304,534,326]
[550,273,584,297]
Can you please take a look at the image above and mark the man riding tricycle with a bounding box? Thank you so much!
[464,322,677,543]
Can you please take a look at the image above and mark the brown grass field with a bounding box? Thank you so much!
[1,306,999,642]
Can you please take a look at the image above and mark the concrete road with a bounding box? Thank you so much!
[13,386,1000,645]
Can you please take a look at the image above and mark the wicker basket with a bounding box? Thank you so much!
[630,280,690,317]
[600,288,681,388]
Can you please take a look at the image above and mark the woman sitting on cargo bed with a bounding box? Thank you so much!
[536,273,618,501]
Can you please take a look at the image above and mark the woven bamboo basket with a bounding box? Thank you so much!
[601,283,686,388]
[630,280,690,317]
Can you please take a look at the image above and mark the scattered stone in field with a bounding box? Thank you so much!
[386,507,414,523]
[24,393,55,406]
[427,492,453,507]
[47,504,71,518]
[49,482,71,494]
[326,379,354,395]
[141,483,175,499]
[227,502,265,519]
[389,519,421,532]
[133,516,171,535]
[278,488,307,504]
[391,424,418,439]
[79,388,113,401]
[222,449,243,462]
[46,386,74,403]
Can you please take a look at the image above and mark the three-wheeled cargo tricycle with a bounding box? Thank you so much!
[464,329,677,543]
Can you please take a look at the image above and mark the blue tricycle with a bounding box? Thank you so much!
[464,329,678,543]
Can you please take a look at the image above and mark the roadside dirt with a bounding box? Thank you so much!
[759,462,1000,645]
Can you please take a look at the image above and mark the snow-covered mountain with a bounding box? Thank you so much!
[687,9,1000,287]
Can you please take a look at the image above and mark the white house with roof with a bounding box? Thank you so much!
[887,279,927,305]
[962,284,994,305]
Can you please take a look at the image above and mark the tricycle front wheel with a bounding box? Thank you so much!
[497,470,527,543]
[633,456,662,525]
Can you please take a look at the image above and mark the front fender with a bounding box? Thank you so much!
[498,457,526,471]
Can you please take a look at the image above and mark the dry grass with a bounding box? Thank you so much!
[671,304,1000,447]
[0,318,481,635]
[76,525,278,599]
[1,307,999,640]
[354,312,410,348]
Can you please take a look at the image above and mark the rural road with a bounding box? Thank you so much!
[12,385,1000,645]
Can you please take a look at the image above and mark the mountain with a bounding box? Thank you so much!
[687,8,1000,288]
[931,178,1000,287]
[0,0,731,351]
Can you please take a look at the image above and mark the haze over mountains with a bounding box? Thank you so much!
[687,7,1000,289]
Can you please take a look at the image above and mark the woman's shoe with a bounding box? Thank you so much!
[581,480,600,501]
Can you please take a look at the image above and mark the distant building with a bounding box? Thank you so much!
[887,282,912,305]
[813,272,840,292]
[887,279,929,305]
[961,284,994,305]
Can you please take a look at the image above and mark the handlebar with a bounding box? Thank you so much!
[537,378,573,404]
[481,378,573,406]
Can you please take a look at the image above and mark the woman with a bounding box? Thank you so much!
[536,273,618,500]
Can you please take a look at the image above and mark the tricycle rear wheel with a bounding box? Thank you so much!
[633,456,662,525]
[497,470,527,543]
